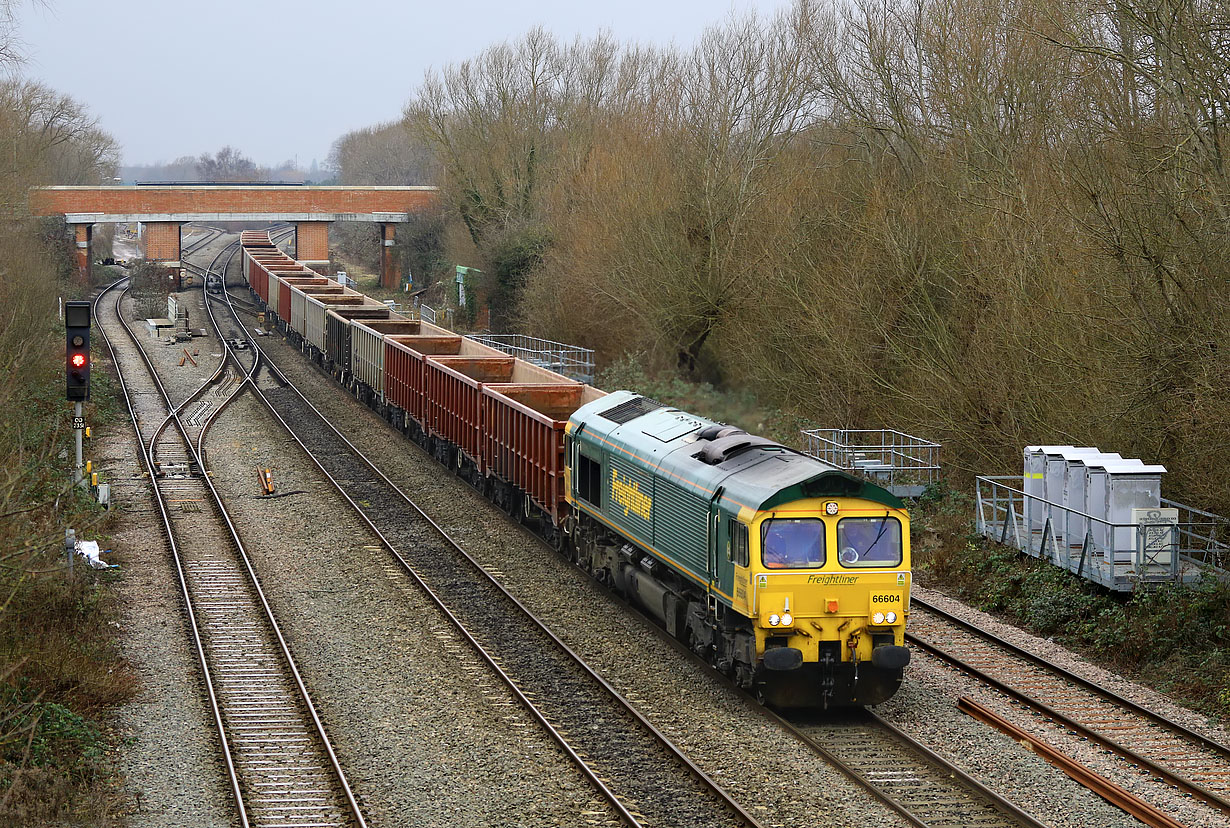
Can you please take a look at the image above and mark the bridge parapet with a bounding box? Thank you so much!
[30,185,437,283]
[31,185,435,222]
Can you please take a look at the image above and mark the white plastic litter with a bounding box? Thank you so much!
[76,540,116,569]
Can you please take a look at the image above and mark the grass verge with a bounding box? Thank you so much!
[597,354,805,445]
[0,284,136,825]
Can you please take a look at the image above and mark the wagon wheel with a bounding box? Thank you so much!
[520,495,536,526]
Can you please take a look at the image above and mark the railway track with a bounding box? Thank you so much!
[787,708,1047,828]
[907,595,1230,822]
[220,285,1061,828]
[98,242,365,828]
[210,284,761,828]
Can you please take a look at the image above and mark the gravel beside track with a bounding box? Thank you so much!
[243,308,1230,828]
[241,320,928,828]
[94,287,232,827]
[202,391,621,827]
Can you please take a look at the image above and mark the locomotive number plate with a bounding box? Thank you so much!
[869,592,903,606]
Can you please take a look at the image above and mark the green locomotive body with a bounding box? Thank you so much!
[565,390,912,707]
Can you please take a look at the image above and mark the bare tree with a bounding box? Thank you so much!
[196,146,258,182]
[327,121,435,185]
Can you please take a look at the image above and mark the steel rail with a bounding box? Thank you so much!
[910,595,1230,760]
[100,239,367,827]
[906,627,1230,817]
[179,224,223,256]
[176,231,368,827]
[151,237,248,464]
[190,239,263,458]
[215,280,762,828]
[93,278,249,827]
[181,225,294,464]
[958,697,1187,828]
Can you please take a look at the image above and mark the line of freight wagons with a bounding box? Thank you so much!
[239,231,606,536]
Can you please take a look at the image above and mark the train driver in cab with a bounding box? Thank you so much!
[762,519,825,569]
[838,517,902,565]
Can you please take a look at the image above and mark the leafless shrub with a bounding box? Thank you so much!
[380,0,1228,511]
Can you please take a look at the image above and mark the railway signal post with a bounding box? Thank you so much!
[65,300,91,488]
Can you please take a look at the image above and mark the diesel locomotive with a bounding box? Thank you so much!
[566,391,910,707]
[240,233,911,708]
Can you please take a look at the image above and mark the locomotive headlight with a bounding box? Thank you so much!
[769,614,781,626]
[872,611,886,625]
[886,611,898,624]
[780,613,793,626]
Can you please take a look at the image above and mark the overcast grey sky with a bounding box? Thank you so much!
[14,0,792,171]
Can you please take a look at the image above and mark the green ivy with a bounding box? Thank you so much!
[0,686,105,781]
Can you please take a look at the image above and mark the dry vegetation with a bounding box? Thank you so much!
[331,0,1229,517]
[0,4,132,820]
[0,226,132,824]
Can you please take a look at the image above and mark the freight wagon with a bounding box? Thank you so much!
[239,232,912,708]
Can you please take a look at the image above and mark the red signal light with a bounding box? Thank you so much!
[71,353,87,368]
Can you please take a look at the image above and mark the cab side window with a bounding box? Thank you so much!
[577,452,602,507]
[728,520,749,567]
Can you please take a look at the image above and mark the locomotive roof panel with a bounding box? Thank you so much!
[570,390,903,513]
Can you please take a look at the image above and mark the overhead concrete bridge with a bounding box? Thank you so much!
[30,184,438,286]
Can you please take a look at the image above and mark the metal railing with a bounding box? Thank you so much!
[1161,497,1230,570]
[975,475,1221,590]
[466,333,595,383]
[419,304,437,325]
[801,428,940,497]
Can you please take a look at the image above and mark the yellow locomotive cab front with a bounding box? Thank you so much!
[738,498,912,706]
